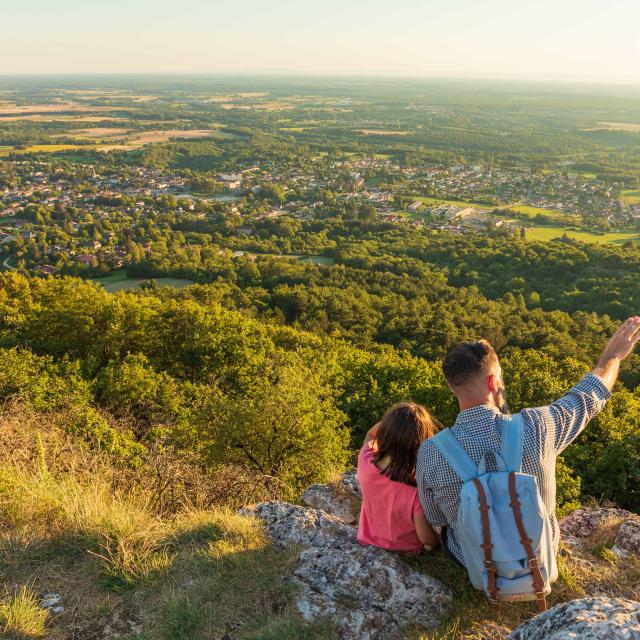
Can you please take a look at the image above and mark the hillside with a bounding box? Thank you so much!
[1,403,639,640]
[0,272,639,638]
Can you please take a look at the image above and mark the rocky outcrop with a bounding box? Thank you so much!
[509,596,640,639]
[559,507,640,558]
[560,507,634,539]
[245,501,452,639]
[302,470,362,524]
[613,518,640,558]
[248,501,356,549]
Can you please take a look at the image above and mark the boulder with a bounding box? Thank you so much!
[560,507,640,558]
[340,469,362,498]
[613,518,640,558]
[509,596,640,639]
[302,469,362,524]
[245,501,452,639]
[302,483,360,524]
[560,507,633,539]
[246,501,356,549]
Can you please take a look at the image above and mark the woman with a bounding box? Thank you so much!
[357,402,439,553]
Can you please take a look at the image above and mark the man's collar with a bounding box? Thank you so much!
[455,404,503,425]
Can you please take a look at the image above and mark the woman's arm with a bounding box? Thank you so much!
[363,422,381,446]
[414,512,440,550]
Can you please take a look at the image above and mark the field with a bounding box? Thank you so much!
[92,270,195,292]
[128,129,232,144]
[0,144,90,156]
[248,253,335,265]
[414,196,496,210]
[58,127,131,138]
[0,102,128,115]
[524,225,640,245]
[0,114,130,122]
[505,204,570,220]
[622,190,640,205]
[598,122,640,132]
[299,255,335,265]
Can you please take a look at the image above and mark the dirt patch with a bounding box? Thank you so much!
[128,129,232,144]
[359,129,408,135]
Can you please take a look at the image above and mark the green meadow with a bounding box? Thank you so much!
[525,225,640,245]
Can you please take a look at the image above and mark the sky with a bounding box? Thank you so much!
[2,0,640,84]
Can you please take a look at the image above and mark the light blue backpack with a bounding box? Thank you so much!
[432,414,557,611]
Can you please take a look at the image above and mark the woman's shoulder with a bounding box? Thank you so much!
[357,441,375,468]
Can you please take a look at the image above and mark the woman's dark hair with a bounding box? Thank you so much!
[373,402,438,486]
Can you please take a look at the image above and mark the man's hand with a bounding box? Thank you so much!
[594,316,640,390]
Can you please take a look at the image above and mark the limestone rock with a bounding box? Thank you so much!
[40,593,64,615]
[340,469,362,498]
[559,507,633,539]
[509,596,640,639]
[613,518,640,558]
[295,544,452,638]
[245,501,356,549]
[246,501,452,639]
[302,483,360,524]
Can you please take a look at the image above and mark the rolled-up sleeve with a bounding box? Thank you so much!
[533,373,611,455]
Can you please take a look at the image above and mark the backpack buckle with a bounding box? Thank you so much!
[528,558,539,569]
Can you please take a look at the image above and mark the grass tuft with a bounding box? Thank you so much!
[0,586,49,638]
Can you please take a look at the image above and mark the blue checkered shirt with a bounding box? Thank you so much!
[416,373,611,565]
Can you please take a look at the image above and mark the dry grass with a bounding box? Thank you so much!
[0,402,330,639]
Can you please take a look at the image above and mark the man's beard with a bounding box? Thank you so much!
[497,387,510,414]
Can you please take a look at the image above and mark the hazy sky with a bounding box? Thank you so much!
[3,0,639,83]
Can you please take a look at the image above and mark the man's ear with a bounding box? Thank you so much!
[487,372,498,393]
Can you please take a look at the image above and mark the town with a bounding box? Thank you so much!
[2,154,638,277]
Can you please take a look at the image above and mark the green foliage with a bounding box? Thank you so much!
[565,388,640,511]
[260,182,286,205]
[0,269,638,509]
[97,354,182,427]
[178,354,350,498]
[67,407,146,465]
[556,457,582,518]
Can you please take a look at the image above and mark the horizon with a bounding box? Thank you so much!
[4,0,640,84]
[1,72,640,93]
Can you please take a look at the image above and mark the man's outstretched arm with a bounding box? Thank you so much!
[593,316,640,391]
[536,316,640,455]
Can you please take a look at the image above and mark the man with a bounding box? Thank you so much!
[416,317,640,566]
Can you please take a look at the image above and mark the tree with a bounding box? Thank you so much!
[358,204,377,221]
[179,354,349,499]
[260,182,286,206]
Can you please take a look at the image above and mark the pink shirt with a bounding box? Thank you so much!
[356,442,424,553]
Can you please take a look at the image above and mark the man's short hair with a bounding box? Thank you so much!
[442,340,499,387]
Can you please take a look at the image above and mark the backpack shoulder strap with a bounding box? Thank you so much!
[500,413,524,473]
[431,428,478,483]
